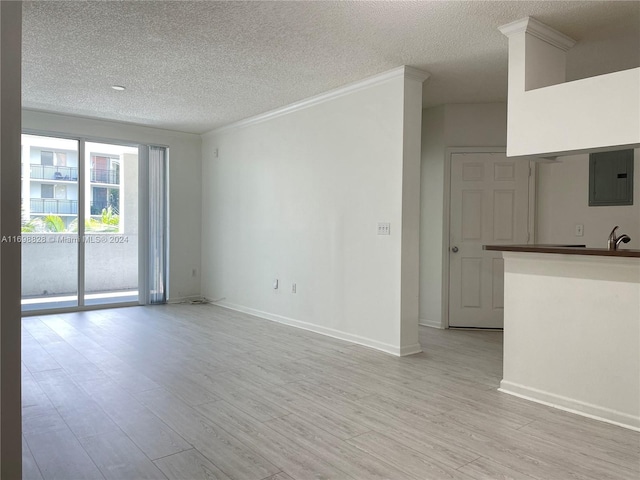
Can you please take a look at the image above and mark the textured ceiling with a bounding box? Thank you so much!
[22,1,640,134]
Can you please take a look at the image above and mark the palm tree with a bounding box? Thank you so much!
[21,210,119,234]
[21,217,44,233]
[43,215,66,232]
[83,206,119,233]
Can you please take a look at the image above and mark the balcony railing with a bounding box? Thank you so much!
[30,165,78,181]
[28,165,120,185]
[91,168,120,185]
[30,199,78,215]
[90,201,119,216]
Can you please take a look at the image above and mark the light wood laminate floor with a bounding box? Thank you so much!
[22,305,639,480]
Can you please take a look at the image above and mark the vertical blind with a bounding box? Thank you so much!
[148,146,167,304]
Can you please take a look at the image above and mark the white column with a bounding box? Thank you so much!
[499,17,574,92]
[0,1,23,478]
[400,67,429,355]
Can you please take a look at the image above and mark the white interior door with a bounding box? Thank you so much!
[449,152,530,328]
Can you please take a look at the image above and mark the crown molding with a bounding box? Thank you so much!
[206,65,430,136]
[499,16,576,51]
[404,66,431,83]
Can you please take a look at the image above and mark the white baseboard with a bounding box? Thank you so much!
[399,343,423,356]
[213,300,421,357]
[419,318,444,329]
[499,380,640,432]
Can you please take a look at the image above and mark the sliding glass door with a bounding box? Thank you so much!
[84,141,139,305]
[21,134,140,311]
[21,134,80,310]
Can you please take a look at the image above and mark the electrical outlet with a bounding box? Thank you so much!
[377,222,391,235]
[575,224,584,237]
[292,283,296,294]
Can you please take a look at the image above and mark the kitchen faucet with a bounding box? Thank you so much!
[607,226,631,250]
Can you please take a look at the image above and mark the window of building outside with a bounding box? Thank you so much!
[55,185,67,199]
[41,184,53,198]
[55,152,67,167]
[40,150,53,165]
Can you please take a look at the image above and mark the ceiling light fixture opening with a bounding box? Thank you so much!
[111,85,126,91]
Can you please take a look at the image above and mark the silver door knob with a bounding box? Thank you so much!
[451,246,459,253]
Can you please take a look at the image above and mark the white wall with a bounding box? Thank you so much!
[419,103,507,328]
[536,150,640,249]
[501,19,640,158]
[22,110,203,300]
[501,253,640,430]
[201,68,424,355]
[508,68,640,157]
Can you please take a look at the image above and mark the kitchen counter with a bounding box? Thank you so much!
[493,249,640,431]
[484,244,640,258]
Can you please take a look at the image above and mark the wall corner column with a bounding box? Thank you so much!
[499,16,576,91]
[400,67,429,355]
[0,1,23,478]
[499,17,576,157]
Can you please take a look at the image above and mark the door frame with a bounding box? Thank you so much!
[442,147,537,328]
[21,129,148,315]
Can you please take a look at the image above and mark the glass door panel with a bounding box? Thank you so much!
[21,134,79,311]
[83,142,139,305]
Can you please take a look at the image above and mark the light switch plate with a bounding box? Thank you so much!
[575,224,584,237]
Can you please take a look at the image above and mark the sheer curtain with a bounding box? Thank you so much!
[148,146,167,304]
